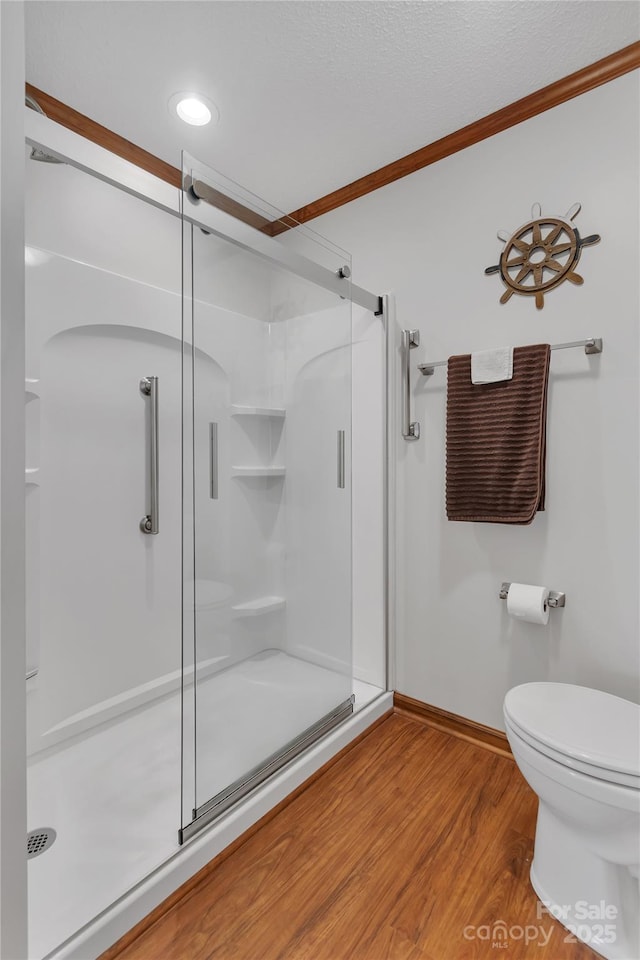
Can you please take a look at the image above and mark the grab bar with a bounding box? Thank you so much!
[209,422,219,499]
[139,377,159,534]
[402,329,420,441]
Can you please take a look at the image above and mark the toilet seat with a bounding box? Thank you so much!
[505,714,639,788]
[504,682,640,789]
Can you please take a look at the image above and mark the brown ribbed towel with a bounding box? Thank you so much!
[446,344,551,524]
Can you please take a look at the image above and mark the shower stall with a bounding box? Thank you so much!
[24,110,389,958]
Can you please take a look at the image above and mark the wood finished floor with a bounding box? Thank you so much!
[111,715,597,960]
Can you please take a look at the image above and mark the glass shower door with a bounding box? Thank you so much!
[25,158,184,957]
[180,156,353,841]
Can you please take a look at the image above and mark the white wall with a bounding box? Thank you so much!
[314,72,640,728]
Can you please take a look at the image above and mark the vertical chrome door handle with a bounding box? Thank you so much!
[209,422,218,499]
[401,329,420,441]
[337,430,345,489]
[140,377,159,534]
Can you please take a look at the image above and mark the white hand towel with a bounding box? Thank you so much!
[471,347,514,384]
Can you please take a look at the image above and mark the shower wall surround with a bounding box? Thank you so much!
[315,71,640,727]
[23,151,387,957]
[25,162,385,751]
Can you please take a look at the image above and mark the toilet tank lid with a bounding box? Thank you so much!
[504,682,640,777]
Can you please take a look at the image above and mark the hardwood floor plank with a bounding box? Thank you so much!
[110,716,598,960]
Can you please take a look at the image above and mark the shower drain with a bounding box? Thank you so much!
[27,827,56,859]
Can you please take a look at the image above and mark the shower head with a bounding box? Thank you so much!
[25,94,64,164]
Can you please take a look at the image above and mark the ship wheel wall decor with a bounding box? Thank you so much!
[485,203,601,309]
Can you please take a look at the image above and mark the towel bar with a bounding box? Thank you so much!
[419,337,602,377]
[499,582,566,607]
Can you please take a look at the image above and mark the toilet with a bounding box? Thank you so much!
[504,682,640,960]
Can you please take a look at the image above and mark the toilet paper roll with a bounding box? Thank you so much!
[506,583,550,625]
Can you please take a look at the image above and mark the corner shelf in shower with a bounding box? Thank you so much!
[232,596,286,617]
[231,466,286,478]
[231,405,286,418]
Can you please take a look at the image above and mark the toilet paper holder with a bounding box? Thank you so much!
[499,583,566,608]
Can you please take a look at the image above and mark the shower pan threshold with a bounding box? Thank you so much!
[28,652,388,960]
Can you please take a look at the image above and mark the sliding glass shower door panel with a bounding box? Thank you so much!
[181,155,353,838]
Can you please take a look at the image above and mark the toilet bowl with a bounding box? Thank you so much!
[504,682,640,960]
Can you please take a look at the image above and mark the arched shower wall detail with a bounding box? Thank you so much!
[25,246,238,752]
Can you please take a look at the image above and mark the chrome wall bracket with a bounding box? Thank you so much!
[402,329,420,441]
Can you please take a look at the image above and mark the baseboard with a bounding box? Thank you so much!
[393,692,512,759]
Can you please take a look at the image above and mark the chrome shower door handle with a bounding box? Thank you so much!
[209,422,218,499]
[139,376,159,534]
[337,430,345,489]
[402,329,420,441]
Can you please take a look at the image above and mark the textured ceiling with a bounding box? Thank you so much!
[25,1,639,213]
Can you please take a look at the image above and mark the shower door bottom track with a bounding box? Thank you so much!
[179,695,355,845]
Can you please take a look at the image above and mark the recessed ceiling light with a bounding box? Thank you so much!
[168,92,219,127]
[177,97,210,126]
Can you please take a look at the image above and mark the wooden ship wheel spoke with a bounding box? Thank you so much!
[485,203,600,309]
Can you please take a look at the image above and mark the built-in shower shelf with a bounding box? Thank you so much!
[25,378,40,403]
[231,405,286,418]
[231,466,286,478]
[25,468,40,486]
[232,596,286,617]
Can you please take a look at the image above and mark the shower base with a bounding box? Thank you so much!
[27,651,382,959]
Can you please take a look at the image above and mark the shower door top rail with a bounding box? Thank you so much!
[25,109,382,316]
